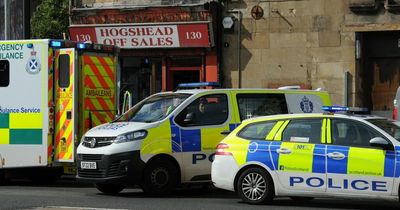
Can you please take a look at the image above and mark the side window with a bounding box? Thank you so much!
[58,54,70,88]
[0,60,10,87]
[282,119,322,143]
[175,94,228,127]
[237,121,276,140]
[331,119,385,148]
[236,93,288,121]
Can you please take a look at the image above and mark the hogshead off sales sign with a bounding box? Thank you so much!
[69,23,211,48]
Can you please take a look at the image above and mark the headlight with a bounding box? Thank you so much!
[114,130,148,144]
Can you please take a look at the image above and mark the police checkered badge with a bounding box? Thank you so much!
[26,50,41,74]
[300,96,313,113]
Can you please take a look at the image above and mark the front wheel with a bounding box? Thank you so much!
[141,159,179,196]
[236,167,274,204]
[95,183,125,195]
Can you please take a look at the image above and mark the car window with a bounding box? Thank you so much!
[236,93,287,121]
[237,121,276,140]
[366,118,400,142]
[331,119,386,148]
[175,94,228,127]
[282,119,322,143]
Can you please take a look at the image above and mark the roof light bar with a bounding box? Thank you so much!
[177,82,220,88]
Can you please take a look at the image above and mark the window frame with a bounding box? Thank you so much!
[280,118,323,144]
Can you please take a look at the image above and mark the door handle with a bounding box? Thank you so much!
[327,152,345,160]
[220,130,231,135]
[276,148,292,154]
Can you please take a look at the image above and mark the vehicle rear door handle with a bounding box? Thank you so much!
[327,152,345,160]
[276,148,292,154]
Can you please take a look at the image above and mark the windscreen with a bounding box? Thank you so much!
[115,93,190,123]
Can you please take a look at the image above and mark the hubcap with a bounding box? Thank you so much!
[241,172,267,201]
[150,167,169,188]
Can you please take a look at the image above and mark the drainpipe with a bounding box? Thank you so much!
[227,10,242,88]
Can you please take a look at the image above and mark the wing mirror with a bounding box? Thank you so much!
[184,112,195,123]
[369,137,389,148]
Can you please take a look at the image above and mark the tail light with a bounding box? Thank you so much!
[393,100,398,120]
[215,143,232,156]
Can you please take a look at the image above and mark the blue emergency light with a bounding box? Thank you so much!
[50,41,62,47]
[77,43,86,49]
[322,106,349,112]
[177,82,220,88]
[27,43,34,49]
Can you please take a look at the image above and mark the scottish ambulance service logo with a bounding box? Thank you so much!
[26,50,41,74]
[300,96,313,113]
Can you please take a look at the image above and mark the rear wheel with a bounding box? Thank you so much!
[236,167,274,204]
[141,159,179,196]
[95,183,125,195]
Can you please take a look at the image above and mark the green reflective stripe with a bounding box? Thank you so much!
[10,129,42,144]
[0,113,9,128]
[274,120,289,141]
[266,121,284,140]
[321,119,327,143]
[326,119,332,144]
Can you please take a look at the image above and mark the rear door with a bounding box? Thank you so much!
[54,48,76,163]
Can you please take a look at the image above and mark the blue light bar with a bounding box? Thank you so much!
[50,41,62,47]
[27,43,34,49]
[322,106,349,112]
[178,82,220,88]
[77,43,86,49]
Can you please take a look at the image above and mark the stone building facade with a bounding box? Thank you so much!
[70,0,400,115]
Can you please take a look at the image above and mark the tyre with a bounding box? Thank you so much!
[95,183,125,195]
[290,196,314,202]
[236,167,274,204]
[141,159,179,196]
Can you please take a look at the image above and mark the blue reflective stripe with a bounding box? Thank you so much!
[269,141,282,170]
[384,150,395,177]
[327,145,349,174]
[396,146,400,178]
[312,144,326,173]
[246,141,275,170]
[229,123,240,131]
[170,118,181,152]
[181,129,201,152]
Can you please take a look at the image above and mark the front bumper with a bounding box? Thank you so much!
[76,151,144,184]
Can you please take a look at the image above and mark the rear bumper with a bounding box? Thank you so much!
[76,151,144,185]
[211,155,238,192]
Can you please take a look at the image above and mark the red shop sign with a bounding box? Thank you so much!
[69,23,211,49]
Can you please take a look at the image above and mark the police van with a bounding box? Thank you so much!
[76,85,331,195]
[212,107,400,204]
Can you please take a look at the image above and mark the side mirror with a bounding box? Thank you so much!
[369,137,389,148]
[184,112,195,123]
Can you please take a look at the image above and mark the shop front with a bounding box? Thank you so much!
[69,5,221,105]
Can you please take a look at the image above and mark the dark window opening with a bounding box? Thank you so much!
[0,60,10,87]
[58,54,70,88]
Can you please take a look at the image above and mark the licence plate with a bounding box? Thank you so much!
[81,161,97,169]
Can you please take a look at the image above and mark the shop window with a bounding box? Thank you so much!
[0,60,10,87]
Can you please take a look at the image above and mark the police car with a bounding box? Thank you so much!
[211,106,400,204]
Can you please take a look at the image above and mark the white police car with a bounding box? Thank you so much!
[211,106,400,204]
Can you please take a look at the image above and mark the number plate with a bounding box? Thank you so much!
[81,161,97,169]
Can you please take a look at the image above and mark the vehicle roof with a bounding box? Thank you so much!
[241,113,388,124]
[170,88,329,95]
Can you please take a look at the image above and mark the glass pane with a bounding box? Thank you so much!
[282,119,322,143]
[58,54,70,88]
[237,93,288,121]
[0,60,10,87]
[238,121,276,140]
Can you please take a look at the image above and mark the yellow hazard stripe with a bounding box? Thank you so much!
[266,121,284,140]
[326,119,332,144]
[278,142,314,172]
[321,119,327,143]
[9,113,42,129]
[274,120,289,141]
[347,147,384,176]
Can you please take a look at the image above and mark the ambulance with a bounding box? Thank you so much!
[212,107,400,204]
[0,39,119,183]
[76,85,331,195]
